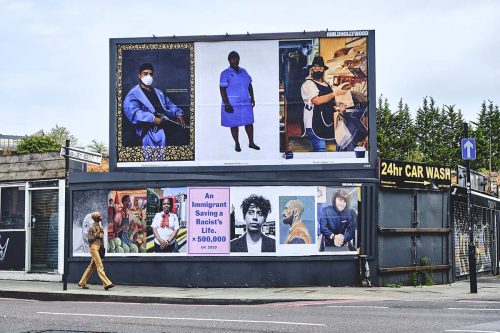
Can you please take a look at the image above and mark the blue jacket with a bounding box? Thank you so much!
[123,85,183,147]
[319,205,356,246]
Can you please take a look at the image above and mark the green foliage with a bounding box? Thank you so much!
[383,282,401,288]
[408,257,434,286]
[86,139,108,156]
[415,97,447,163]
[408,272,418,287]
[47,124,78,146]
[377,96,419,161]
[471,101,500,172]
[16,135,60,154]
[378,95,499,174]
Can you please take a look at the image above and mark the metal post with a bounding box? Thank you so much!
[62,140,70,290]
[464,123,477,293]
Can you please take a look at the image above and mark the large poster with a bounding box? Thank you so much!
[112,31,374,169]
[117,43,195,163]
[72,185,360,257]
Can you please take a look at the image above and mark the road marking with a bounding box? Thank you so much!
[445,330,500,333]
[37,312,325,327]
[447,308,500,311]
[327,305,389,309]
[458,300,500,304]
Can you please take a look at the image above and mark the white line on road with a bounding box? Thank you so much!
[445,330,500,333]
[447,308,500,311]
[458,300,500,304]
[326,305,389,309]
[37,312,325,327]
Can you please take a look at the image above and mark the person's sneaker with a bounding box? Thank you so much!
[78,284,89,289]
[104,283,115,290]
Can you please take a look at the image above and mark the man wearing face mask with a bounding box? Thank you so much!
[282,199,311,245]
[300,56,347,152]
[123,63,185,148]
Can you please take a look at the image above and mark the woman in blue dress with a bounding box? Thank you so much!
[219,51,260,152]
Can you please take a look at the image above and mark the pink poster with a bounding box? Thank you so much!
[188,187,230,254]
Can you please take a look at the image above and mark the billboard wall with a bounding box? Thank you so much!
[111,31,375,170]
[72,185,361,257]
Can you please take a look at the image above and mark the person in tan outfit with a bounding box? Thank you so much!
[78,211,114,290]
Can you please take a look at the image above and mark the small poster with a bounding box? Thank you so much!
[188,188,230,254]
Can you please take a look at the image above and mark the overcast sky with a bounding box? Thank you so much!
[0,0,499,146]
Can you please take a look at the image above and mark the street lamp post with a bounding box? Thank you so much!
[463,123,477,293]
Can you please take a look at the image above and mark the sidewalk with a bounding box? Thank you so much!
[1,276,500,305]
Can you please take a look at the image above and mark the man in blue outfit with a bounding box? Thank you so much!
[123,63,185,150]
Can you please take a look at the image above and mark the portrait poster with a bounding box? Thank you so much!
[146,187,188,254]
[277,194,317,255]
[107,189,148,255]
[317,186,360,254]
[116,43,195,164]
[195,41,279,166]
[188,187,230,255]
[279,37,369,163]
[229,186,278,255]
[72,190,108,256]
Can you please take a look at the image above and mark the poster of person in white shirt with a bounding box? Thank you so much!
[151,197,180,253]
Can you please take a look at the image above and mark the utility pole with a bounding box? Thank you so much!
[463,123,477,293]
[62,139,70,290]
[489,136,492,194]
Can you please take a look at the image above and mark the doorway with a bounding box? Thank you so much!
[29,188,59,273]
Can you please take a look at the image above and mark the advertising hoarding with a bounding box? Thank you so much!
[110,31,375,170]
[72,185,360,257]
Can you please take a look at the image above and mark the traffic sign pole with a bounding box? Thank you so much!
[62,140,70,291]
[463,123,477,293]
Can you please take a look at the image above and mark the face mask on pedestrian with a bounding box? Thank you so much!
[312,71,323,80]
[141,75,153,86]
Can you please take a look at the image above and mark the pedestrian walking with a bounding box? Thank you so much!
[78,211,115,290]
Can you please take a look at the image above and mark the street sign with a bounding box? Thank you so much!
[461,138,476,160]
[60,146,102,165]
[379,159,451,191]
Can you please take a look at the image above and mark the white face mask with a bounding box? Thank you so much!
[141,74,153,86]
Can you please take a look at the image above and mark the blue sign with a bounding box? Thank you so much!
[461,138,476,160]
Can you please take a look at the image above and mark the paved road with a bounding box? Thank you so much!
[1,297,500,332]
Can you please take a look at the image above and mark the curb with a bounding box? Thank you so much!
[0,290,315,305]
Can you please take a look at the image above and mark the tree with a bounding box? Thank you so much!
[471,100,500,172]
[16,135,59,154]
[87,140,108,156]
[441,104,465,168]
[392,99,418,161]
[376,95,395,160]
[415,96,446,164]
[47,124,78,146]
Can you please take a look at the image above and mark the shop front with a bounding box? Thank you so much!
[0,180,65,280]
